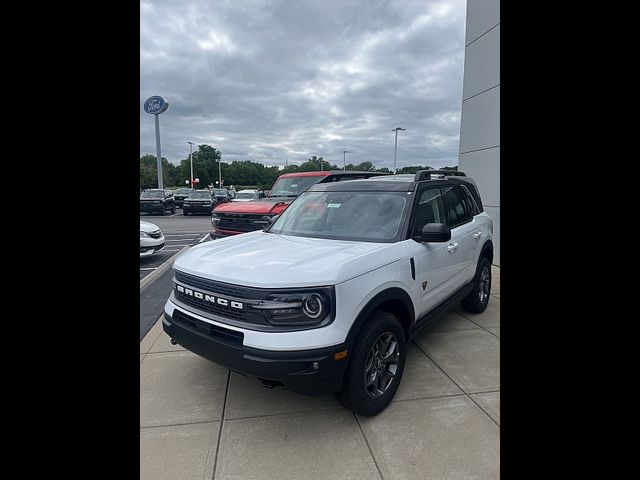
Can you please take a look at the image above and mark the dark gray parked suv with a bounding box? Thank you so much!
[140,189,175,215]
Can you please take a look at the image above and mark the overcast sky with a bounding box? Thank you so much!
[140,0,466,170]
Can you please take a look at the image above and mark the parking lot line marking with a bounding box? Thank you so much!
[164,233,203,237]
[139,267,158,271]
[166,239,195,242]
[162,244,190,247]
[198,234,209,243]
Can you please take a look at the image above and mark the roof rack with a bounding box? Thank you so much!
[414,170,466,181]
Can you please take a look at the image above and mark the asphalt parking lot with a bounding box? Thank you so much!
[140,266,500,480]
[140,212,213,281]
[140,211,213,340]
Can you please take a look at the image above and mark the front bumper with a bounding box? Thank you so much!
[183,204,214,214]
[140,203,164,213]
[162,306,351,396]
[209,227,242,239]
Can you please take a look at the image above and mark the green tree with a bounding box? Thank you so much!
[140,154,174,189]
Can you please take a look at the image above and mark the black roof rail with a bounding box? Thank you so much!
[414,170,466,181]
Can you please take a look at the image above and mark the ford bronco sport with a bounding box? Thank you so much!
[164,170,494,415]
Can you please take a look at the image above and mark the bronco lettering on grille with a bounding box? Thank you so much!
[175,284,244,310]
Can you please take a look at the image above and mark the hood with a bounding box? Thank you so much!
[140,221,160,233]
[173,231,401,288]
[214,198,292,214]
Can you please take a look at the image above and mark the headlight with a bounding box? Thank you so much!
[252,288,334,326]
[140,231,149,238]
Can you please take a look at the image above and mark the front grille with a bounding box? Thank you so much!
[175,290,246,320]
[172,310,244,347]
[172,271,271,326]
[174,271,265,299]
[216,213,268,232]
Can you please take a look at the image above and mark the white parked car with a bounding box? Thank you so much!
[140,220,165,257]
[232,189,259,202]
[163,170,493,415]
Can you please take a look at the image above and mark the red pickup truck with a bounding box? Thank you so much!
[210,170,388,238]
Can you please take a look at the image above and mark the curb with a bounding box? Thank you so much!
[140,245,190,292]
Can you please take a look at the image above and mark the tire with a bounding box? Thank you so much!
[336,311,406,416]
[171,204,176,214]
[183,210,189,216]
[461,256,492,313]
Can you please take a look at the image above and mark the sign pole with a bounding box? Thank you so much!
[154,114,163,190]
[144,95,169,190]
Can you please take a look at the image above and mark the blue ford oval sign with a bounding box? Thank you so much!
[144,96,169,115]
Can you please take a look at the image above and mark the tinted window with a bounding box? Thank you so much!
[189,191,212,199]
[411,188,445,238]
[141,191,162,199]
[441,186,471,228]
[460,185,480,216]
[270,191,407,242]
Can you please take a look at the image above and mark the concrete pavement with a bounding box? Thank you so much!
[140,266,500,479]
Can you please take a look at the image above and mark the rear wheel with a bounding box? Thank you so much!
[171,204,176,214]
[159,205,165,216]
[336,311,406,416]
[461,257,492,313]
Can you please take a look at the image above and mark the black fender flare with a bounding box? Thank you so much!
[345,288,415,343]
[479,240,494,267]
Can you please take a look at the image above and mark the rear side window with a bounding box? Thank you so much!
[441,186,471,228]
[460,185,480,216]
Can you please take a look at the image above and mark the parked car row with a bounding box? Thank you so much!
[140,187,239,216]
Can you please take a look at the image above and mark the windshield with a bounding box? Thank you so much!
[188,191,212,199]
[269,191,408,242]
[141,191,163,199]
[176,188,192,194]
[213,189,227,196]
[236,192,256,199]
[268,176,323,197]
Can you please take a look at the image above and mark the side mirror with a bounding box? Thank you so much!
[264,215,280,231]
[420,223,451,243]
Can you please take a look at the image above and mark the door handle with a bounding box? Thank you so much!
[473,231,482,240]
[447,242,458,253]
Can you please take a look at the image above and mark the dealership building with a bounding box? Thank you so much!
[458,0,500,265]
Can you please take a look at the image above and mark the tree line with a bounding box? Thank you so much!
[140,144,458,190]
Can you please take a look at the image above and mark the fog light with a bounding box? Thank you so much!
[311,362,319,370]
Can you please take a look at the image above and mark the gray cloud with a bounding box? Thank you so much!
[140,0,466,169]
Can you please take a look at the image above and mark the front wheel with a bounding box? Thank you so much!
[461,257,492,313]
[183,210,189,216]
[336,311,406,416]
[159,205,165,216]
[171,204,176,214]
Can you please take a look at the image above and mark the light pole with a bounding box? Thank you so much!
[343,150,350,171]
[218,156,222,188]
[391,127,405,174]
[187,141,195,189]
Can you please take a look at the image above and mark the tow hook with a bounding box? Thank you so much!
[170,339,178,345]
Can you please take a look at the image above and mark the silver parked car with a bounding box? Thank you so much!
[140,220,165,257]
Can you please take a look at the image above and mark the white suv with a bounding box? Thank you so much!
[163,170,494,415]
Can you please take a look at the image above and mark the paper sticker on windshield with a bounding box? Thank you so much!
[327,203,341,208]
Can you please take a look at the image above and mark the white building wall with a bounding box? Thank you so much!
[459,0,500,265]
